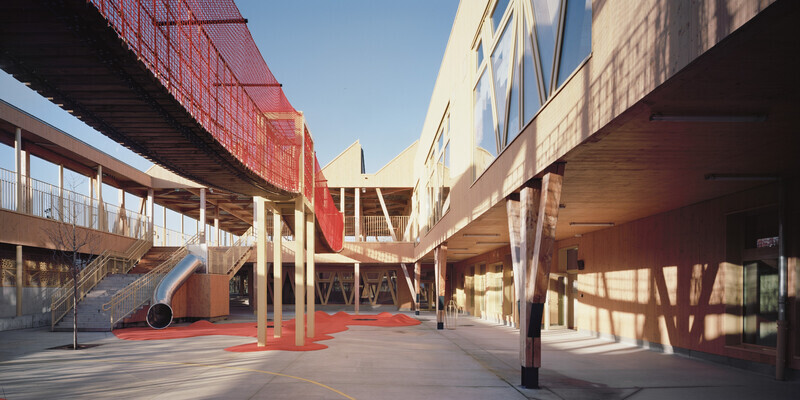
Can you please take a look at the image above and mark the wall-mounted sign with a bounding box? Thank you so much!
[756,236,779,248]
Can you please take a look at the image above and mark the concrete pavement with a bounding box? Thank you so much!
[0,310,797,399]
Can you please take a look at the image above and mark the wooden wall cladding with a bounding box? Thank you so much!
[555,182,798,369]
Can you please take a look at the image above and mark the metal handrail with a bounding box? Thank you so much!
[50,231,153,329]
[102,234,199,328]
[206,226,255,275]
[0,166,149,239]
[224,226,255,275]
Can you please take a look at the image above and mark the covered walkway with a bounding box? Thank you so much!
[0,311,796,399]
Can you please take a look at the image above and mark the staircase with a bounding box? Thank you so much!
[53,274,143,332]
[130,247,179,273]
[50,233,153,330]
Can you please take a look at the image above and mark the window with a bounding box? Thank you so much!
[420,110,452,233]
[491,0,511,33]
[557,0,592,87]
[476,41,484,69]
[471,0,592,181]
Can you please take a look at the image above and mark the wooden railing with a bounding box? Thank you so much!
[102,234,199,328]
[50,231,153,329]
[344,215,410,241]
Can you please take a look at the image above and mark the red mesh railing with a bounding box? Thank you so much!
[303,127,314,200]
[315,160,343,252]
[89,0,342,251]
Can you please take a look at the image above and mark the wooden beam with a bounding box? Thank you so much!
[376,188,397,241]
[414,261,421,315]
[506,193,526,365]
[519,164,564,389]
[272,205,283,338]
[400,263,415,311]
[306,212,315,338]
[354,262,360,315]
[435,244,447,330]
[255,197,267,347]
[294,196,305,346]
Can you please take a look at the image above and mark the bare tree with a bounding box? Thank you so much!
[43,180,100,350]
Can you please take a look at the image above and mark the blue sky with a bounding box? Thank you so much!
[0,0,458,178]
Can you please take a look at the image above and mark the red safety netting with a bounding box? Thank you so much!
[89,0,342,251]
[314,159,343,252]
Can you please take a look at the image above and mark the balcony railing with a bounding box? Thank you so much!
[0,167,149,240]
[344,215,410,242]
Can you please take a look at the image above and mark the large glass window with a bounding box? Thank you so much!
[522,17,541,126]
[491,17,515,146]
[473,69,495,175]
[532,0,561,93]
[471,0,591,182]
[557,0,592,87]
[491,0,511,33]
[421,110,452,232]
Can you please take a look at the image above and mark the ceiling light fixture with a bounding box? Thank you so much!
[463,233,500,238]
[569,222,614,227]
[649,114,766,123]
[704,174,779,181]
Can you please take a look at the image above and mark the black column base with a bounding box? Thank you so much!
[437,322,444,330]
[521,366,539,389]
[415,310,420,315]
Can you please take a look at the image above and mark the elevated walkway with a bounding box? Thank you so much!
[0,0,344,252]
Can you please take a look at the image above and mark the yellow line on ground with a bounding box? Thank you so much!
[5,358,355,400]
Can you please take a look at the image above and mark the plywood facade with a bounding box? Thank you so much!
[553,182,799,370]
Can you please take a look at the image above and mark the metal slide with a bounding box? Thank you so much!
[146,254,204,329]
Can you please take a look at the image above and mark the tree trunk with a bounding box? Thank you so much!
[72,254,78,350]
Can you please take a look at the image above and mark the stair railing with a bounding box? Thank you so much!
[223,226,255,276]
[50,231,153,330]
[102,234,198,328]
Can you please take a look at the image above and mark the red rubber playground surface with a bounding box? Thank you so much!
[114,311,420,352]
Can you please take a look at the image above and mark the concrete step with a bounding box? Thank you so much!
[54,273,146,332]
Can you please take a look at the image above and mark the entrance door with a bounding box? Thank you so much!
[743,258,779,347]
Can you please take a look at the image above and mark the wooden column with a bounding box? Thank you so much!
[118,188,127,235]
[14,127,22,214]
[255,197,267,347]
[147,189,154,239]
[516,165,564,389]
[199,188,206,244]
[354,262,360,315]
[306,212,315,338]
[214,205,220,246]
[57,164,64,222]
[354,188,361,241]
[435,244,447,330]
[96,166,104,232]
[273,206,283,338]
[294,197,305,346]
[14,128,23,316]
[16,245,22,316]
[339,187,344,214]
[414,261,421,315]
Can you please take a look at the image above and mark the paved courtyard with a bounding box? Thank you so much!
[1,310,797,399]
